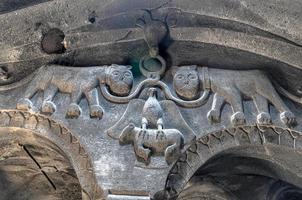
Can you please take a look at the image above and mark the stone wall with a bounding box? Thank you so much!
[0,1,302,199]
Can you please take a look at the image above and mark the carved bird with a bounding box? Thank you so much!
[142,88,163,128]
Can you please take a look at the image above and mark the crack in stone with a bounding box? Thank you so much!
[20,144,57,190]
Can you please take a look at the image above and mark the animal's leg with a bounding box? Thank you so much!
[41,84,58,114]
[24,84,39,99]
[156,118,165,139]
[85,88,103,119]
[119,123,135,144]
[142,117,148,130]
[226,89,245,125]
[17,84,38,110]
[207,93,225,123]
[253,94,271,125]
[258,85,295,126]
[157,118,163,130]
[165,144,180,165]
[134,143,151,163]
[66,90,83,118]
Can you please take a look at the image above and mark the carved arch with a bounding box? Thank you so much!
[165,125,302,199]
[0,109,103,200]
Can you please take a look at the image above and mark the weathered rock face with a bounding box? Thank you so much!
[1,0,302,200]
[0,129,82,200]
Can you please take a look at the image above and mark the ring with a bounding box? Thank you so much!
[139,55,166,79]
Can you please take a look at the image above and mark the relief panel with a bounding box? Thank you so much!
[16,64,133,119]
[13,59,297,167]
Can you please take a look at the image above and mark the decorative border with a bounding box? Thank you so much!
[0,109,103,200]
[165,124,302,198]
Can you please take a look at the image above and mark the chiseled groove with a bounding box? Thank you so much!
[21,144,57,190]
[0,110,100,198]
[89,9,302,48]
[178,13,302,48]
[41,170,57,190]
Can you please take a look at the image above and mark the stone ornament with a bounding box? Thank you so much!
[139,54,167,79]
[172,65,202,100]
[15,62,296,128]
[99,68,210,107]
[14,59,297,166]
[137,9,174,80]
[16,64,133,119]
[106,98,195,166]
[119,88,184,165]
[2,2,302,199]
[120,123,184,165]
[172,66,296,126]
[136,10,169,58]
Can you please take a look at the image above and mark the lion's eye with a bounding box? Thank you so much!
[188,74,197,79]
[113,71,120,76]
[176,74,184,80]
[124,72,131,77]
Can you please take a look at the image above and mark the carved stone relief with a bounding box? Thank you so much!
[2,1,302,199]
[136,10,169,58]
[172,66,296,126]
[13,56,298,167]
[115,88,185,165]
[106,96,195,166]
[16,64,133,119]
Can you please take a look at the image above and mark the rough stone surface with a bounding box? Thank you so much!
[1,1,302,200]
